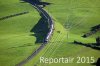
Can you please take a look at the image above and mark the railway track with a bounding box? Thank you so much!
[16,2,54,66]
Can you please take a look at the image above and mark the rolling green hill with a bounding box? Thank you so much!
[24,0,100,66]
[0,0,41,66]
[0,0,100,66]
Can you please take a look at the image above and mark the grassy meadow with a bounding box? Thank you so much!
[25,0,100,66]
[0,0,41,66]
[0,0,100,66]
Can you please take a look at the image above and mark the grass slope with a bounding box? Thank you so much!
[0,0,100,66]
[0,0,41,66]
[25,0,100,66]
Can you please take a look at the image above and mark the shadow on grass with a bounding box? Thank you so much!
[73,41,100,51]
[21,0,51,6]
[0,11,29,21]
[21,0,50,43]
[30,17,49,43]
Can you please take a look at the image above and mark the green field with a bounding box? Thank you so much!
[0,0,100,66]
[0,0,41,66]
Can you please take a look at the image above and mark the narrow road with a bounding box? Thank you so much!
[16,2,54,66]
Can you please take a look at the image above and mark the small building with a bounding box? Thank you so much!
[96,37,100,45]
